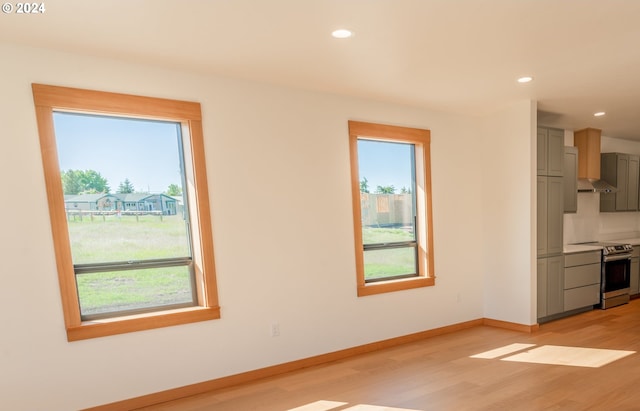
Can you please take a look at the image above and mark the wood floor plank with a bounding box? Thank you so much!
[136,300,640,411]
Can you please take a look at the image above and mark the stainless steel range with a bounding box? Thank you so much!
[598,242,633,309]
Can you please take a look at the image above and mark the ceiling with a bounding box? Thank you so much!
[3,0,640,140]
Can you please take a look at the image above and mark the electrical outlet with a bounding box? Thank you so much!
[270,322,280,337]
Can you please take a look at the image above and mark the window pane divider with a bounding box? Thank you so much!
[74,257,193,274]
[363,241,417,250]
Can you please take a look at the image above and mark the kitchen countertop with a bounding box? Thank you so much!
[563,237,640,254]
[563,244,603,254]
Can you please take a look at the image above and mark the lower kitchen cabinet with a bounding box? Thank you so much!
[563,251,601,311]
[564,285,600,311]
[537,255,564,318]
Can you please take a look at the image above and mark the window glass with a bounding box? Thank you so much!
[52,113,195,319]
[357,139,417,281]
[76,266,193,317]
[363,247,417,281]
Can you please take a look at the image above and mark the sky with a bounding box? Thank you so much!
[53,112,183,194]
[53,113,414,195]
[357,139,414,193]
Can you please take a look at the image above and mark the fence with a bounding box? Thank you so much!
[66,210,165,222]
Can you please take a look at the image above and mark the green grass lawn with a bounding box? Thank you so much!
[67,214,194,316]
[76,267,193,316]
[68,213,189,264]
[68,218,417,316]
[362,227,417,280]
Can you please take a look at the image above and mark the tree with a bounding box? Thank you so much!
[117,178,135,194]
[376,185,396,194]
[82,170,110,193]
[359,177,370,193]
[400,186,412,194]
[60,169,110,194]
[166,183,182,196]
[61,170,83,195]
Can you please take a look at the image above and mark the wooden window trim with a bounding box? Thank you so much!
[348,120,435,296]
[32,84,220,341]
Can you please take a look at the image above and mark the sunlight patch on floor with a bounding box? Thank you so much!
[502,345,635,368]
[288,400,347,411]
[287,401,422,411]
[471,344,635,368]
[343,405,423,410]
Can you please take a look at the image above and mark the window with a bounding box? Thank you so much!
[33,84,220,340]
[348,120,435,296]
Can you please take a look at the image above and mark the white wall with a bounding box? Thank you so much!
[0,43,504,410]
[563,134,640,243]
[481,101,537,325]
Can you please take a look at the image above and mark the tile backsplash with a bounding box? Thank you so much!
[564,192,640,244]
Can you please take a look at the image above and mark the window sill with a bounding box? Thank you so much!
[66,305,220,341]
[357,276,434,297]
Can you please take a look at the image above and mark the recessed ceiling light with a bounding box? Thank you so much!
[332,29,353,39]
[594,111,606,117]
[517,76,533,83]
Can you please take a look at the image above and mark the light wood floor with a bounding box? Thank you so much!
[138,299,640,411]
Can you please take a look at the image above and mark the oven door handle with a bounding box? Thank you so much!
[603,253,632,262]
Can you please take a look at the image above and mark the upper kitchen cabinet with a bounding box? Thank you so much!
[537,127,564,176]
[600,153,640,212]
[564,146,578,213]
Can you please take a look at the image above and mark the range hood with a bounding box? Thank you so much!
[577,178,617,193]
[573,128,618,193]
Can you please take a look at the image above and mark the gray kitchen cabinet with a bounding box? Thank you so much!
[630,156,639,210]
[537,176,564,256]
[537,255,564,319]
[537,126,565,321]
[537,177,547,256]
[537,258,547,318]
[564,146,578,213]
[565,284,600,312]
[547,177,564,254]
[563,251,601,312]
[537,127,564,177]
[600,153,640,212]
[630,247,640,296]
